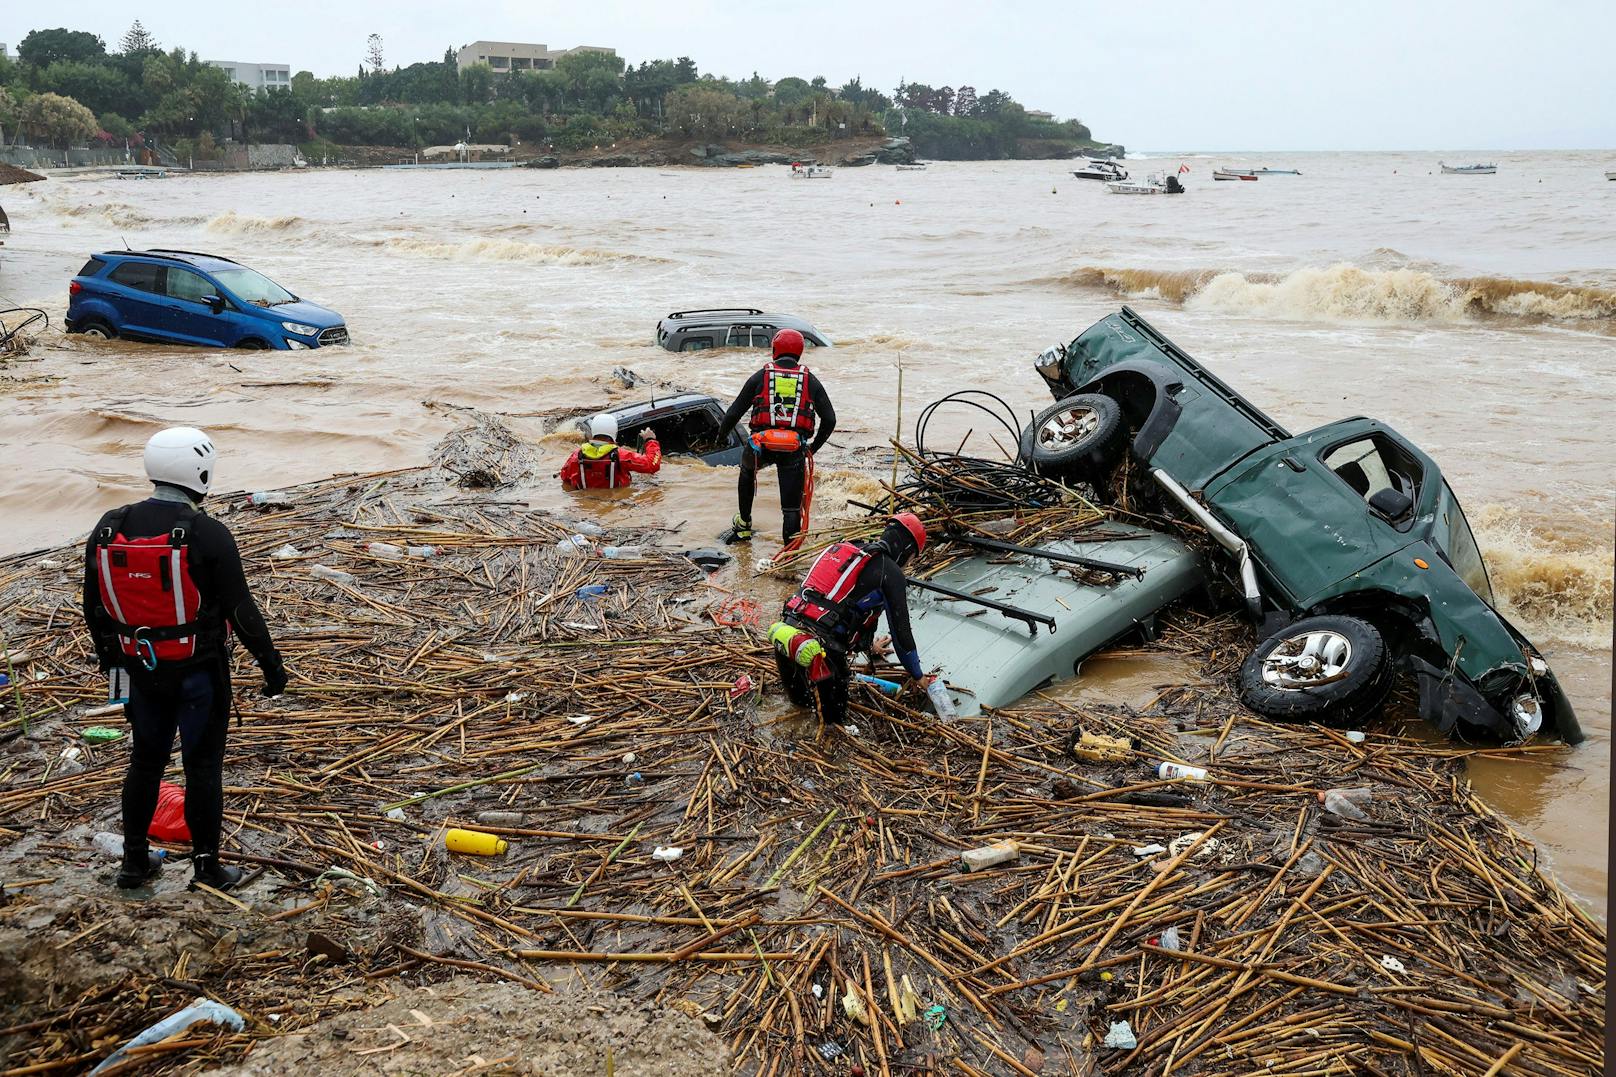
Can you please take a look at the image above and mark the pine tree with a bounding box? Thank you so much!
[121,20,157,53]
[365,34,385,74]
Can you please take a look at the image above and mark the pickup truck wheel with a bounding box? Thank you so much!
[1238,614,1393,723]
[1021,394,1125,483]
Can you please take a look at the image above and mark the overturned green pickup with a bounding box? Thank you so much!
[907,523,1203,709]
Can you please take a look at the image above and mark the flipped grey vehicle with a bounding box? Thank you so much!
[655,309,831,353]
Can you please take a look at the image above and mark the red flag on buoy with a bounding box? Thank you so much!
[1178,164,1190,174]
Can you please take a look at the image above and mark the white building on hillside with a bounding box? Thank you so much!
[207,61,293,92]
[454,41,615,74]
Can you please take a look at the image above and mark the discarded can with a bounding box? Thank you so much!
[729,674,754,699]
[444,828,508,856]
[1156,761,1208,782]
[476,810,523,827]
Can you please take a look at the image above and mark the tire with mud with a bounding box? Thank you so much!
[1238,614,1394,723]
[237,338,269,350]
[77,320,116,340]
[1019,394,1126,484]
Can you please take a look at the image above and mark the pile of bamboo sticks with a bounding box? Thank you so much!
[0,464,1603,1076]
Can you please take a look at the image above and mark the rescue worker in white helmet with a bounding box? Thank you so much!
[81,427,285,892]
[560,412,662,491]
[715,328,836,544]
[768,513,932,727]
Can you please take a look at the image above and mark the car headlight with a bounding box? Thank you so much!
[282,322,319,337]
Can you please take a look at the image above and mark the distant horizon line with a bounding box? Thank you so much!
[1132,147,1616,155]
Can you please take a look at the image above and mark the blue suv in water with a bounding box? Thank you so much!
[67,249,348,350]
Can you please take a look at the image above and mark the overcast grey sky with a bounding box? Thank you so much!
[5,0,1612,150]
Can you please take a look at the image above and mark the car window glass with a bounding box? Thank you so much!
[165,268,213,303]
[108,262,163,293]
[1436,484,1493,604]
[211,267,295,306]
[681,337,714,352]
[78,256,107,277]
[726,325,752,347]
[1323,439,1392,499]
[752,331,773,347]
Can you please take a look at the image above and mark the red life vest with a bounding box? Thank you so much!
[94,507,214,667]
[784,541,874,638]
[574,444,622,489]
[749,362,816,435]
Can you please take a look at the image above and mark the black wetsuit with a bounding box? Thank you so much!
[82,492,282,858]
[777,539,920,724]
[717,359,837,542]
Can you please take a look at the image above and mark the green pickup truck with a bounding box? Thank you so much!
[1013,306,1580,744]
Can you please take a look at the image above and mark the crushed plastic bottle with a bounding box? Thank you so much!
[625,771,645,788]
[1320,787,1373,821]
[247,491,294,508]
[91,831,126,857]
[269,544,302,560]
[405,544,436,558]
[600,545,644,559]
[383,807,408,822]
[88,998,243,1075]
[555,534,596,557]
[365,541,404,559]
[576,584,609,600]
[926,679,957,719]
[310,564,357,586]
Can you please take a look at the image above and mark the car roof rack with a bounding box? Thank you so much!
[134,248,241,265]
[666,308,764,320]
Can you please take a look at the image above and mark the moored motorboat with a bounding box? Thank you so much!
[1213,168,1258,181]
[1250,167,1301,175]
[896,162,929,171]
[1606,170,1616,181]
[1105,171,1186,195]
[789,163,833,179]
[1070,157,1128,181]
[1440,162,1498,174]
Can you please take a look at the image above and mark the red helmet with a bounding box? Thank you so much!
[892,512,927,556]
[771,328,805,360]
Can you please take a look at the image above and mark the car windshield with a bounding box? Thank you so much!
[1435,484,1494,605]
[212,267,297,306]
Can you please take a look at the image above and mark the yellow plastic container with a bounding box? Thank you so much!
[445,828,508,856]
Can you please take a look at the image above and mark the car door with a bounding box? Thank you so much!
[161,267,229,346]
[103,261,169,338]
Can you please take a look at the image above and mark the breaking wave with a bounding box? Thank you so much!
[205,210,307,235]
[377,237,668,266]
[1056,264,1616,324]
[1474,505,1613,646]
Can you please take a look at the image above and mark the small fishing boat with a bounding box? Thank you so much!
[789,163,833,179]
[1440,162,1497,175]
[1070,157,1128,181]
[896,162,929,171]
[1605,170,1616,181]
[1250,167,1301,175]
[114,167,169,179]
[1213,169,1258,181]
[1105,171,1186,195]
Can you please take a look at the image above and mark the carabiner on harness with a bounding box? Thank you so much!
[133,630,159,672]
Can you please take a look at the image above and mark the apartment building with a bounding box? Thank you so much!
[207,61,294,92]
[454,41,615,74]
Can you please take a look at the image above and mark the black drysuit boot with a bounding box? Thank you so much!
[115,844,163,890]
[190,852,243,891]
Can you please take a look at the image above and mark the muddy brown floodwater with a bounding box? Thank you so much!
[0,151,1608,912]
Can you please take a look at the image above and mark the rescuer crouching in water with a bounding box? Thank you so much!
[716,328,836,546]
[561,413,662,491]
[768,513,933,728]
[82,427,287,892]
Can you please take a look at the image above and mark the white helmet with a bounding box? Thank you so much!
[144,427,217,496]
[587,413,618,442]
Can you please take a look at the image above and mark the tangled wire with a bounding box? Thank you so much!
[0,308,48,359]
[892,390,1078,515]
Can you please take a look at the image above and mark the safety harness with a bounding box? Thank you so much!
[750,362,816,438]
[575,441,621,489]
[94,505,218,670]
[783,541,877,640]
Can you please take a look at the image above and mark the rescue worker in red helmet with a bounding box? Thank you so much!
[716,328,836,544]
[561,412,662,491]
[768,513,932,727]
[81,427,285,892]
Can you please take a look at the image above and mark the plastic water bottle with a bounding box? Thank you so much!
[91,831,125,857]
[856,674,902,696]
[365,541,404,559]
[576,584,609,600]
[556,535,595,557]
[310,564,357,586]
[247,491,293,508]
[601,545,644,559]
[406,544,437,559]
[1157,761,1209,782]
[926,679,957,719]
[1320,787,1373,821]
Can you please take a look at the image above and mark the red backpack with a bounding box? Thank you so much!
[784,541,873,635]
[94,507,214,669]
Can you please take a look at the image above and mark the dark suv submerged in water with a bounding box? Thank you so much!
[1022,307,1581,744]
[67,249,348,350]
[655,308,830,353]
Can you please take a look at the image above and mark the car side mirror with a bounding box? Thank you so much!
[1369,487,1413,520]
[203,295,225,314]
